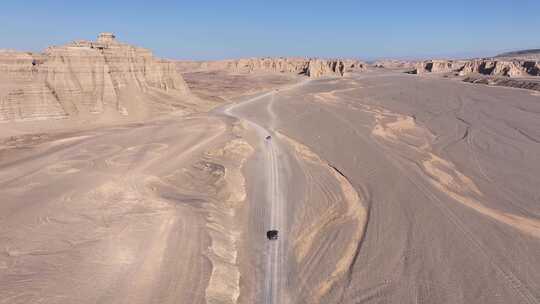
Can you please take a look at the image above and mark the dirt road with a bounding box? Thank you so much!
[221,91,289,304]
[221,82,368,304]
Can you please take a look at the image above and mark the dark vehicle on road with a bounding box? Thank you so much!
[265,135,272,140]
[267,230,278,240]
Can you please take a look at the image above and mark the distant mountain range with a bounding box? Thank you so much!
[495,49,540,59]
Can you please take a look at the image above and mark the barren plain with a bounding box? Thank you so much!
[1,35,540,304]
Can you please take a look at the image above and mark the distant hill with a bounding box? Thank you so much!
[495,49,540,60]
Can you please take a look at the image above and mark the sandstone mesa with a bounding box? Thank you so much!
[1,33,364,123]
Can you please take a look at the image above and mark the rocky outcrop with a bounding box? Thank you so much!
[233,57,310,74]
[414,60,466,74]
[176,57,365,78]
[413,59,540,77]
[306,59,346,78]
[373,60,417,69]
[0,33,192,122]
[459,60,540,77]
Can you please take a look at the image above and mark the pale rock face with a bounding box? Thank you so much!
[373,60,417,69]
[0,50,69,121]
[415,59,540,77]
[176,57,366,78]
[306,59,345,78]
[459,60,540,77]
[0,33,190,122]
[415,60,466,74]
[234,58,310,74]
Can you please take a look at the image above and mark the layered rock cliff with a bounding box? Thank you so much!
[176,57,365,78]
[414,59,540,77]
[0,33,193,122]
[414,60,467,74]
[459,60,540,77]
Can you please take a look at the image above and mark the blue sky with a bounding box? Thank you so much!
[1,1,539,60]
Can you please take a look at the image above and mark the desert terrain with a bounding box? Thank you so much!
[1,34,540,304]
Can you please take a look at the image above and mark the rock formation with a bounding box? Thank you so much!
[459,60,540,77]
[411,58,540,92]
[0,33,192,122]
[176,57,365,78]
[413,59,540,77]
[414,60,467,74]
[373,60,417,69]
[305,59,346,78]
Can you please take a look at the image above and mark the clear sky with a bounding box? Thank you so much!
[1,1,539,60]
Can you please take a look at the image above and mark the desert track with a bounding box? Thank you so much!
[222,91,289,304]
[222,82,368,304]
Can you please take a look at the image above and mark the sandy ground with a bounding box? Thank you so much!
[230,70,540,303]
[0,114,254,304]
[181,70,303,104]
[1,69,540,303]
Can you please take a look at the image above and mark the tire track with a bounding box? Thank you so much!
[220,81,308,304]
[220,79,369,303]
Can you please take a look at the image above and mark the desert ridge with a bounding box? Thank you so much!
[1,33,366,124]
[414,58,540,77]
[176,57,366,77]
[0,33,194,122]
